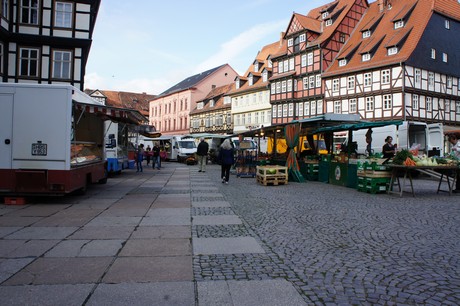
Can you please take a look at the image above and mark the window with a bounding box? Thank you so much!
[21,0,38,24]
[322,12,329,19]
[262,70,268,82]
[443,53,448,63]
[394,20,404,29]
[197,102,204,110]
[431,48,436,59]
[307,53,313,66]
[1,0,8,18]
[52,50,72,79]
[428,72,434,87]
[278,62,283,74]
[276,82,281,93]
[303,77,308,90]
[254,62,259,72]
[224,96,231,104]
[248,75,253,86]
[334,101,341,114]
[55,2,72,28]
[362,53,371,61]
[362,30,371,38]
[284,60,288,72]
[241,114,245,125]
[272,105,277,118]
[304,102,310,116]
[325,19,332,26]
[426,97,432,111]
[339,33,345,43]
[311,101,316,115]
[282,104,287,117]
[226,114,231,125]
[333,79,339,92]
[415,69,421,84]
[289,58,294,71]
[349,99,357,112]
[364,73,372,87]
[387,47,398,55]
[316,75,321,88]
[309,76,315,89]
[277,105,282,117]
[445,19,450,29]
[288,38,293,47]
[209,99,215,107]
[19,47,39,77]
[447,76,452,88]
[235,80,240,89]
[366,97,374,111]
[413,95,419,110]
[339,59,347,67]
[298,103,304,117]
[281,80,286,93]
[456,101,460,113]
[347,76,355,89]
[287,79,292,92]
[301,54,306,67]
[445,100,450,112]
[299,34,306,42]
[271,83,275,94]
[381,70,390,84]
[288,103,294,116]
[383,94,392,110]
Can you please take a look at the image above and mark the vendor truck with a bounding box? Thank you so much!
[0,83,132,195]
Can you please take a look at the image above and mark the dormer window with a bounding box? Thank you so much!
[445,19,450,29]
[248,75,253,86]
[299,34,306,43]
[325,19,333,27]
[197,102,204,109]
[362,53,371,62]
[394,20,404,29]
[267,59,272,68]
[210,99,215,107]
[235,79,240,89]
[224,96,231,104]
[387,46,398,56]
[338,59,347,67]
[362,30,371,38]
[322,12,329,19]
[262,70,268,82]
[254,62,259,72]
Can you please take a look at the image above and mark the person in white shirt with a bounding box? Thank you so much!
[447,134,460,193]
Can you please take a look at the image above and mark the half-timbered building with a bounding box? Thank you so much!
[228,39,285,134]
[189,83,234,135]
[269,0,368,124]
[0,0,100,90]
[323,0,460,127]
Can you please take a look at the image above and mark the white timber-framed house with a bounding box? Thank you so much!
[0,0,100,90]
[323,0,460,128]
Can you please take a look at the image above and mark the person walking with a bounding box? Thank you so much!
[196,138,209,172]
[447,134,460,193]
[218,139,235,184]
[135,144,144,172]
[152,142,161,170]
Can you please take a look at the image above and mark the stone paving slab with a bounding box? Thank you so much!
[87,282,195,306]
[3,257,112,285]
[0,216,42,227]
[131,225,191,239]
[0,258,35,283]
[102,256,193,283]
[197,279,308,306]
[68,226,135,240]
[146,208,190,217]
[4,227,78,240]
[0,227,21,238]
[140,215,191,226]
[98,207,149,217]
[3,205,70,217]
[0,239,59,258]
[45,239,124,257]
[32,210,102,227]
[192,215,242,226]
[154,194,191,205]
[119,238,191,257]
[193,237,265,255]
[192,201,231,208]
[0,284,94,306]
[85,216,142,227]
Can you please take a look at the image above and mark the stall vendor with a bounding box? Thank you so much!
[382,136,396,158]
[447,134,460,193]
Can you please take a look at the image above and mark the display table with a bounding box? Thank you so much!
[387,165,458,197]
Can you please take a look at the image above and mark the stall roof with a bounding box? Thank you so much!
[313,120,403,134]
[182,133,229,139]
[74,101,148,126]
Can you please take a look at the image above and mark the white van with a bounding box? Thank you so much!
[148,136,197,162]
[353,121,444,157]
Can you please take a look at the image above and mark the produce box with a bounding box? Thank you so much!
[256,166,288,186]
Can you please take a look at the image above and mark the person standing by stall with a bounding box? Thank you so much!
[135,144,144,172]
[448,134,460,193]
[218,139,235,184]
[145,145,152,166]
[382,136,396,158]
[152,142,161,170]
[197,138,209,172]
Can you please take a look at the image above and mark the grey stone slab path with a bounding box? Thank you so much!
[2,162,455,305]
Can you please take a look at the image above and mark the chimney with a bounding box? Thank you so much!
[378,0,387,12]
[280,32,285,46]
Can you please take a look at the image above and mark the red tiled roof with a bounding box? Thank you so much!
[324,0,460,77]
[190,83,234,115]
[294,13,322,33]
[85,89,155,116]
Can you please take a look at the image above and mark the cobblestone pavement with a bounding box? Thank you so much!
[194,164,460,305]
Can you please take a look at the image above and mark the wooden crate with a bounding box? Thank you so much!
[256,166,288,186]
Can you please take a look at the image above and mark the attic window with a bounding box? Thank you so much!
[322,12,329,19]
[249,75,253,86]
[387,46,398,56]
[325,19,333,27]
[394,20,404,29]
[235,80,240,89]
[288,38,293,47]
[445,19,450,29]
[262,70,268,82]
[362,53,371,62]
[338,59,347,67]
[362,30,371,38]
[197,102,204,109]
[210,99,215,107]
[254,62,259,72]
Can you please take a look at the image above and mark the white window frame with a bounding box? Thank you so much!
[284,60,289,72]
[366,97,374,111]
[316,75,321,88]
[394,20,404,29]
[287,79,292,92]
[248,75,253,86]
[307,53,313,66]
[322,12,329,19]
[349,98,357,112]
[304,102,310,116]
[415,69,421,84]
[381,70,390,84]
[262,70,268,82]
[303,77,308,90]
[281,80,287,93]
[52,50,72,79]
[277,105,282,117]
[288,103,294,116]
[387,46,398,56]
[311,101,316,115]
[431,48,436,59]
[456,101,460,113]
[413,95,419,110]
[334,101,341,114]
[428,72,434,87]
[288,38,293,47]
[362,53,371,61]
[443,53,448,63]
[271,83,276,94]
[278,61,284,74]
[338,59,347,67]
[1,0,8,18]
[447,76,452,88]
[364,73,372,87]
[21,0,39,24]
[209,99,215,107]
[55,2,73,28]
[276,82,281,94]
[254,62,259,72]
[426,97,432,111]
[445,19,450,29]
[289,58,295,71]
[383,94,392,110]
[347,76,355,89]
[309,76,315,89]
[325,19,332,26]
[19,47,39,77]
[362,30,371,38]
[333,79,339,92]
[272,105,277,118]
[298,102,304,117]
[197,102,204,110]
[299,34,306,42]
[282,104,288,117]
[301,54,306,67]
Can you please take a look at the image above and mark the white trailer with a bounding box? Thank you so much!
[147,135,197,162]
[0,83,144,196]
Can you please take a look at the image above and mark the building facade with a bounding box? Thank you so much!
[269,0,368,124]
[0,0,100,90]
[323,0,460,127]
[149,64,238,136]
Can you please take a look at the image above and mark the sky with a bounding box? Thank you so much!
[84,0,330,95]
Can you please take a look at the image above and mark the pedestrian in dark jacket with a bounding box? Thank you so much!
[135,144,144,172]
[196,138,209,172]
[218,139,234,184]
